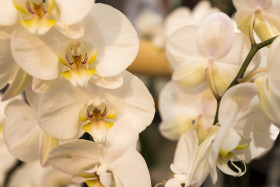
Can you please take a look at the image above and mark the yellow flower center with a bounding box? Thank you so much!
[13,0,57,34]
[80,164,111,187]
[79,98,117,141]
[27,1,47,19]
[58,40,97,87]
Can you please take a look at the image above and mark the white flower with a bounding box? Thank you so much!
[164,1,220,37]
[8,161,81,187]
[0,29,32,101]
[3,90,58,165]
[165,129,216,187]
[9,3,139,87]
[208,83,279,183]
[0,95,17,186]
[233,0,280,41]
[159,82,216,142]
[38,71,155,143]
[1,0,94,35]
[166,12,251,96]
[48,120,151,187]
[255,36,280,127]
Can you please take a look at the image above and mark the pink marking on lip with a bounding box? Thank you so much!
[26,1,35,14]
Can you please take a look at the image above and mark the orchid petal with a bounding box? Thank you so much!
[233,0,257,10]
[2,68,32,101]
[55,22,85,39]
[267,36,280,93]
[172,59,207,88]
[83,3,139,77]
[110,148,151,187]
[210,83,258,183]
[218,33,251,65]
[90,73,123,89]
[234,104,279,161]
[255,76,280,127]
[3,100,40,161]
[0,0,17,25]
[191,132,216,187]
[173,130,198,172]
[39,132,59,166]
[105,117,139,162]
[48,140,102,176]
[164,7,191,37]
[219,83,259,126]
[166,26,201,68]
[0,37,17,75]
[165,178,181,187]
[217,159,246,177]
[39,79,91,139]
[100,173,113,187]
[219,128,242,157]
[11,30,58,80]
[197,12,234,59]
[159,81,216,121]
[55,0,94,25]
[92,71,155,132]
[31,78,53,94]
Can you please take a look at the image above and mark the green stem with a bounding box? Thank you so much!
[213,36,278,125]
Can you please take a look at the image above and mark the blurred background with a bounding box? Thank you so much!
[93,0,280,187]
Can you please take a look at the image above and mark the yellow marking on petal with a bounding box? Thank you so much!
[88,69,96,76]
[86,180,104,187]
[41,18,56,27]
[104,121,114,129]
[20,19,39,34]
[57,54,68,66]
[61,70,73,80]
[106,112,117,119]
[79,114,88,122]
[87,50,98,64]
[48,0,54,13]
[219,150,233,159]
[0,125,2,133]
[12,1,29,14]
[236,142,250,150]
[80,171,95,179]
[37,18,56,35]
[82,123,93,134]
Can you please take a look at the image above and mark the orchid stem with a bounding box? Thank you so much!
[213,36,278,125]
[238,68,268,83]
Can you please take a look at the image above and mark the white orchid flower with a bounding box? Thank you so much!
[255,36,280,127]
[159,82,216,142]
[166,12,252,97]
[134,8,165,49]
[1,0,94,36]
[0,28,32,101]
[9,3,139,87]
[0,95,17,186]
[3,90,58,166]
[209,83,279,183]
[48,120,151,187]
[38,71,155,143]
[135,8,163,38]
[8,161,81,187]
[233,0,280,41]
[164,1,220,37]
[165,129,216,187]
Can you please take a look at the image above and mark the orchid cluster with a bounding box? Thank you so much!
[1,0,280,186]
[158,0,280,186]
[0,0,155,186]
